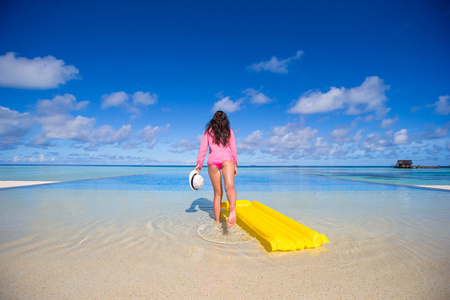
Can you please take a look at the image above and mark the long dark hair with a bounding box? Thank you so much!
[206,111,230,146]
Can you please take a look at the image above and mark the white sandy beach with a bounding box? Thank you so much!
[0,188,449,299]
[0,171,449,299]
[0,181,61,189]
[415,185,450,190]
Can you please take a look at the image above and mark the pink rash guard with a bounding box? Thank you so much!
[196,129,237,169]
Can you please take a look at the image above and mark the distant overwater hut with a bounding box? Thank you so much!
[394,160,413,168]
[393,160,447,169]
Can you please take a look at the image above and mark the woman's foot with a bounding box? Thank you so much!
[227,211,236,228]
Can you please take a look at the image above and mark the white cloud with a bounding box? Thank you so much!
[238,130,263,154]
[314,137,329,148]
[328,145,350,157]
[1,94,168,152]
[353,129,364,142]
[99,124,132,144]
[0,106,34,136]
[34,114,96,146]
[212,96,242,113]
[331,127,353,143]
[0,106,35,150]
[394,129,409,145]
[33,110,169,150]
[264,123,319,158]
[101,91,158,113]
[132,91,158,106]
[0,52,80,89]
[268,123,318,149]
[171,137,199,153]
[237,124,345,159]
[112,125,133,146]
[425,145,442,156]
[31,94,94,146]
[289,87,344,114]
[138,124,170,149]
[91,125,115,142]
[248,50,303,74]
[243,88,274,105]
[421,122,449,140]
[89,123,168,150]
[432,95,450,115]
[233,123,322,159]
[330,126,365,143]
[288,76,390,117]
[10,154,55,163]
[361,133,388,151]
[380,117,399,129]
[345,77,390,116]
[36,93,88,116]
[360,128,409,152]
[139,124,164,141]
[101,91,129,109]
[31,94,121,148]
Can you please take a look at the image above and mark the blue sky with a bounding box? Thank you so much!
[0,0,449,166]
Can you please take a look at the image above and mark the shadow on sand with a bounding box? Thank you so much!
[185,197,215,220]
[186,198,233,232]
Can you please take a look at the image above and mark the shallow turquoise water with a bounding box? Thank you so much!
[300,166,450,185]
[1,165,449,186]
[0,165,158,181]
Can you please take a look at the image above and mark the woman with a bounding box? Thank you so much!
[195,111,238,228]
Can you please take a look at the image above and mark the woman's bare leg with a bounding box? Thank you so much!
[222,161,237,228]
[208,165,223,224]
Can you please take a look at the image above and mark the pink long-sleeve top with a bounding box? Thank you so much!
[196,129,237,169]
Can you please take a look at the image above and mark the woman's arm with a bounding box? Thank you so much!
[229,129,237,167]
[196,132,209,171]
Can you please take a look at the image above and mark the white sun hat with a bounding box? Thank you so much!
[189,170,204,191]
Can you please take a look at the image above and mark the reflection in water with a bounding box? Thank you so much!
[197,221,255,245]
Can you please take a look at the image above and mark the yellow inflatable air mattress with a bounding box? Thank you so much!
[222,200,328,251]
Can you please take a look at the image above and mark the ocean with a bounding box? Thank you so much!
[1,164,450,186]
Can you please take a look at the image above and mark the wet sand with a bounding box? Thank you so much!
[0,188,448,299]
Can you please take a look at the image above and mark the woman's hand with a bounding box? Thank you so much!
[194,164,201,174]
[234,167,238,176]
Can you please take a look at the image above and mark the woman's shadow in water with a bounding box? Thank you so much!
[185,198,215,220]
[186,198,229,231]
